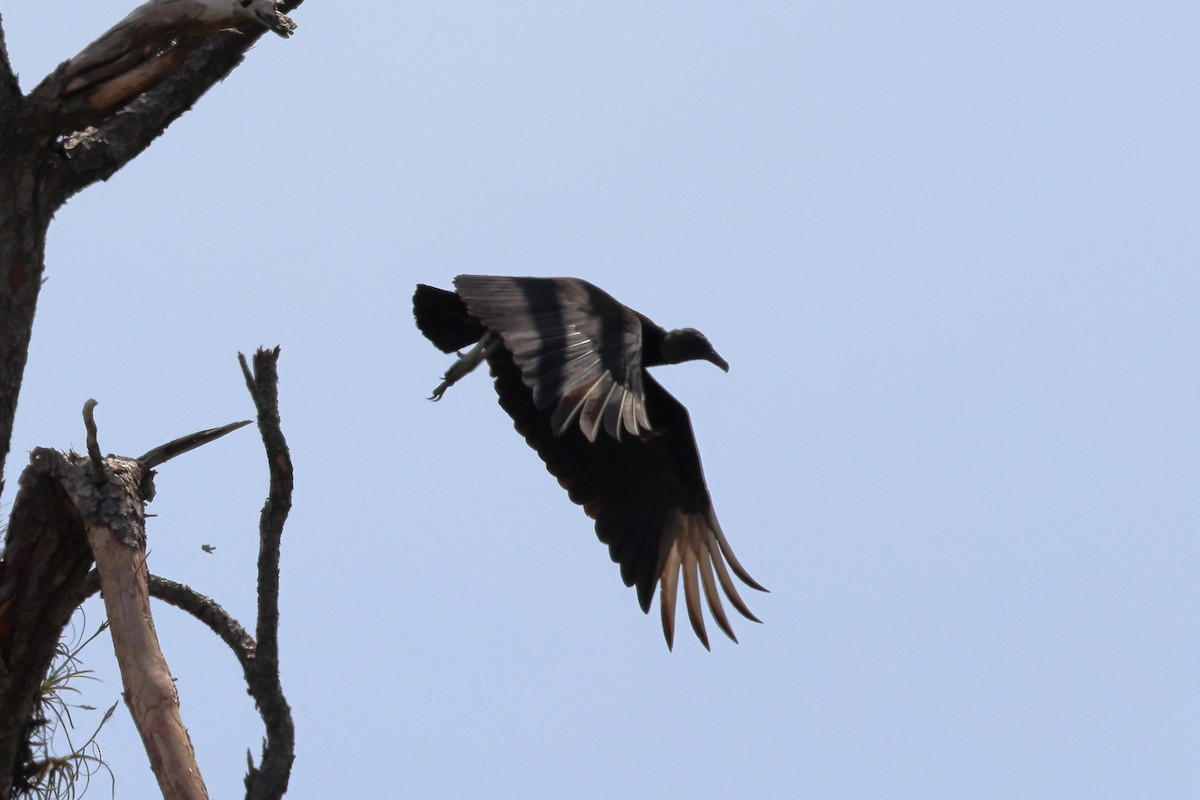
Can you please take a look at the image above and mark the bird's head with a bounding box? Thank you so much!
[661,328,729,372]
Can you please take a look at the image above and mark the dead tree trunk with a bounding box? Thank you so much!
[0,352,295,799]
[0,108,51,505]
[0,3,302,797]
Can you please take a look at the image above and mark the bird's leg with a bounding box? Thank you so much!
[429,332,500,401]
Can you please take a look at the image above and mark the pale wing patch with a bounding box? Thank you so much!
[462,279,652,441]
[549,361,652,442]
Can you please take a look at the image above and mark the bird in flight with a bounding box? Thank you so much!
[414,275,766,649]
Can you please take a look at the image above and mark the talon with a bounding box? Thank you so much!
[424,332,499,402]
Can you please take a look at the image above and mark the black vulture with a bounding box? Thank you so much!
[413,275,766,649]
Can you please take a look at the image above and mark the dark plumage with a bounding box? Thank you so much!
[413,275,766,649]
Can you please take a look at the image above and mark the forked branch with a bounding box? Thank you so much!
[0,350,295,799]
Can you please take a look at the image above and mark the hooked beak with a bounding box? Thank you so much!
[707,351,730,373]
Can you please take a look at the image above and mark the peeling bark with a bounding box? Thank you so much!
[59,451,209,799]
[89,521,210,800]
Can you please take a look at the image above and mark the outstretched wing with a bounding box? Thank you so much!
[489,351,765,649]
[454,275,651,442]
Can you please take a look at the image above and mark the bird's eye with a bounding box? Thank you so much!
[239,0,253,7]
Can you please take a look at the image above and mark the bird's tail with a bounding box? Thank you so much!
[412,284,486,353]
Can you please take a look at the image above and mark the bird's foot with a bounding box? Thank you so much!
[427,332,499,401]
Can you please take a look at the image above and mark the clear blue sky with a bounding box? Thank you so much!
[4,2,1198,797]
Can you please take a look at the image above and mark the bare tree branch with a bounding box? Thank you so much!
[238,347,294,800]
[139,419,253,468]
[0,0,304,500]
[53,0,295,100]
[64,351,296,800]
[147,575,256,666]
[150,570,297,800]
[34,0,303,204]
[80,572,257,667]
[82,399,106,477]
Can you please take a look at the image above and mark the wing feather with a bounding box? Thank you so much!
[699,546,736,643]
[658,547,682,651]
[679,533,710,650]
[489,349,765,648]
[455,275,651,440]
